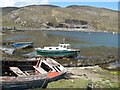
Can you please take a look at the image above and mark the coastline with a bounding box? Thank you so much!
[2,27,118,34]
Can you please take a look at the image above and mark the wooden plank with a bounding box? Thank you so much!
[33,66,47,74]
[9,67,27,77]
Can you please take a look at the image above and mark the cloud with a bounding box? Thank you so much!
[49,0,119,2]
[0,0,118,7]
[39,0,49,4]
[0,0,49,7]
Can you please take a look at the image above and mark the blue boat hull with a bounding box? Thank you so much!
[12,42,33,48]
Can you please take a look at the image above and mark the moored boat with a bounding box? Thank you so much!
[12,42,33,48]
[0,47,15,54]
[35,43,80,58]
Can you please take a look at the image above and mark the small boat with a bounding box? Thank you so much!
[1,67,48,89]
[35,43,80,58]
[112,32,117,35]
[33,56,67,82]
[1,57,67,89]
[12,42,33,48]
[0,47,15,54]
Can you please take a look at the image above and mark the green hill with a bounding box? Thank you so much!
[2,5,118,32]
[2,7,19,16]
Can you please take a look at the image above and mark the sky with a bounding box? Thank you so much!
[0,0,119,10]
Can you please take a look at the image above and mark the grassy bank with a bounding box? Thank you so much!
[47,79,88,88]
[34,66,120,89]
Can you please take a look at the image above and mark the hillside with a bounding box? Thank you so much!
[2,5,118,32]
[2,7,19,16]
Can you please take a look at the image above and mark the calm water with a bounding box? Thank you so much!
[5,36,31,40]
[4,31,119,48]
[48,31,119,48]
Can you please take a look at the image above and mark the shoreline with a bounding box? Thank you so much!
[2,27,119,34]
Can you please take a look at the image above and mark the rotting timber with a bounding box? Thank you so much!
[0,57,68,89]
[1,54,118,76]
[1,60,37,76]
[0,60,49,89]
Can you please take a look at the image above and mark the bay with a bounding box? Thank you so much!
[48,31,119,48]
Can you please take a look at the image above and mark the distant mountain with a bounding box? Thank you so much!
[2,5,118,32]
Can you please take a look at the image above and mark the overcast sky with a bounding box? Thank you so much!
[0,0,119,10]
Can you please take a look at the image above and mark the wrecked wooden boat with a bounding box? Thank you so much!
[1,66,48,90]
[33,56,67,82]
[1,57,67,89]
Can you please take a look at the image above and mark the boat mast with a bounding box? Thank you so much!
[63,38,65,44]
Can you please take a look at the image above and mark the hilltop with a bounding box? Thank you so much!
[1,7,19,16]
[2,5,118,32]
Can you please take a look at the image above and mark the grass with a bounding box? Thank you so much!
[94,79,120,89]
[47,78,119,88]
[110,71,120,75]
[32,78,119,90]
[47,79,88,88]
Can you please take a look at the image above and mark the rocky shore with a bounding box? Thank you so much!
[2,27,119,34]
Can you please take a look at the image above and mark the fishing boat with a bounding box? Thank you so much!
[1,57,67,89]
[12,42,33,48]
[35,43,80,58]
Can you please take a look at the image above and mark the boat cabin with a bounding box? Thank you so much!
[33,57,67,75]
[43,43,71,50]
[58,43,71,49]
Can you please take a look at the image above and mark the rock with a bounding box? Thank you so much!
[86,82,94,90]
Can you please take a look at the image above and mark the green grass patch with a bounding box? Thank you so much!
[110,71,120,75]
[47,79,88,88]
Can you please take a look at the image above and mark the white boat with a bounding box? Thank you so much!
[0,47,15,54]
[112,32,117,35]
[35,43,80,58]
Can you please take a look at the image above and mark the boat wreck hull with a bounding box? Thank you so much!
[36,50,80,58]
[1,76,48,90]
[49,72,67,82]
